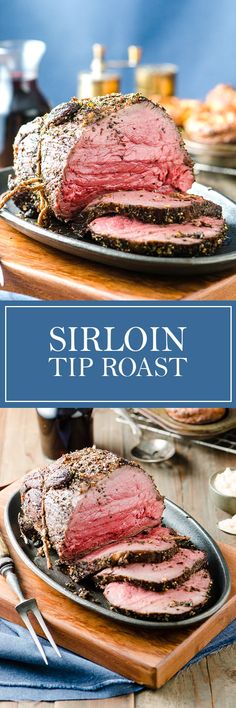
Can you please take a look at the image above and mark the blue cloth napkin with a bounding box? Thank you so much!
[0,291,37,300]
[0,618,141,700]
[0,617,235,701]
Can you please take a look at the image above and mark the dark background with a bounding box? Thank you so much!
[0,0,235,106]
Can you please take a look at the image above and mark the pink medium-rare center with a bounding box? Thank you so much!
[104,569,212,618]
[89,215,225,244]
[45,465,164,560]
[56,101,194,218]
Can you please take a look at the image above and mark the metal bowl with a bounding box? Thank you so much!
[184,138,236,168]
[209,471,236,515]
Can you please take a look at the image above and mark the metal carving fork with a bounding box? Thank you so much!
[0,532,61,664]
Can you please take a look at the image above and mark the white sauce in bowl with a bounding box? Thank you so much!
[214,468,236,497]
[218,515,236,535]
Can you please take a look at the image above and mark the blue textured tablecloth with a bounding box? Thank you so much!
[0,291,37,300]
[0,617,235,701]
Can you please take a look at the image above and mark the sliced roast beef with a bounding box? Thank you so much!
[67,526,186,581]
[96,548,207,590]
[20,448,164,562]
[103,569,212,620]
[82,189,222,226]
[5,93,194,220]
[89,214,227,256]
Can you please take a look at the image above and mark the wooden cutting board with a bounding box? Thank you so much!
[1,218,236,300]
[0,479,235,689]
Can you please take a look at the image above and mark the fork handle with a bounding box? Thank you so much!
[0,532,15,576]
[3,569,25,602]
[0,534,10,557]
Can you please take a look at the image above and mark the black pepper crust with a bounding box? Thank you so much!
[66,544,178,582]
[104,570,213,620]
[20,447,134,498]
[95,550,208,591]
[89,221,228,257]
[44,93,148,130]
[81,192,222,227]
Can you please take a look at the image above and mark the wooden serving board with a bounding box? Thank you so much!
[1,218,236,301]
[0,480,235,689]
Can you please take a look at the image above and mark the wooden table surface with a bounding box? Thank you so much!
[0,407,235,707]
[0,218,236,301]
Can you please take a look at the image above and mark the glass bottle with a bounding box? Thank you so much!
[36,408,94,460]
[0,40,50,168]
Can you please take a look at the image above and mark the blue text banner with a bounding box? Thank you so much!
[0,301,234,407]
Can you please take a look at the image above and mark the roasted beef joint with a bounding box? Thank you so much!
[0,92,227,258]
[5,93,194,220]
[20,448,164,562]
[20,447,213,622]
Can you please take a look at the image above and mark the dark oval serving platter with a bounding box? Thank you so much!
[0,167,236,276]
[5,490,230,629]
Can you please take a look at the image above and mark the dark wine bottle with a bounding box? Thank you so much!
[0,40,50,167]
[36,408,94,459]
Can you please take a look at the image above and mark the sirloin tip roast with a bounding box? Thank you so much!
[1,92,227,257]
[20,447,212,621]
[20,448,165,561]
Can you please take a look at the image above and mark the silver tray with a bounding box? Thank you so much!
[1,168,236,276]
[4,490,230,630]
